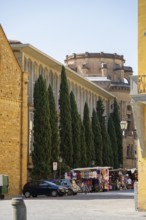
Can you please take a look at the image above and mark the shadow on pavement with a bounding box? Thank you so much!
[24,190,134,201]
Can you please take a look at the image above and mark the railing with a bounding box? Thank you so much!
[124,130,137,139]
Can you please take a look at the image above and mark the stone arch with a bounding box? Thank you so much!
[32,62,38,105]
[76,85,79,107]
[91,93,95,111]
[86,90,89,106]
[80,87,85,118]
[74,84,77,101]
[33,62,39,82]
[44,67,49,88]
[27,58,33,105]
[71,82,75,98]
[24,57,27,72]
[69,81,73,92]
[39,65,43,76]
[78,86,81,114]
[53,73,58,105]
[56,74,60,110]
[49,70,54,88]
[68,80,71,93]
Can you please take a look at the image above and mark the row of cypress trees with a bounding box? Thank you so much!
[32,66,122,179]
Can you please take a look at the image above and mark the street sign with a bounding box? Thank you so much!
[53,162,57,171]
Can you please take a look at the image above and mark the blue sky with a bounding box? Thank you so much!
[0,0,137,73]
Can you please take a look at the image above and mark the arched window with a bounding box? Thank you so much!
[127,105,132,111]
[39,65,43,76]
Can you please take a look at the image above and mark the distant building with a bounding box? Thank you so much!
[65,52,137,169]
[9,41,115,178]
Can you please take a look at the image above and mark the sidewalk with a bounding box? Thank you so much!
[0,190,146,220]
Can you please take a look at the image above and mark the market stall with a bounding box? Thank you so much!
[109,168,138,190]
[65,166,111,192]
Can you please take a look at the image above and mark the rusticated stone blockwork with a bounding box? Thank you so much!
[0,25,28,196]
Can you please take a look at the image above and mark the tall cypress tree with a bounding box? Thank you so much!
[80,119,87,167]
[70,91,81,168]
[92,109,103,166]
[108,115,119,168]
[96,97,110,166]
[107,133,113,167]
[32,75,51,179]
[59,66,73,168]
[112,98,123,167]
[48,84,59,164]
[83,102,94,166]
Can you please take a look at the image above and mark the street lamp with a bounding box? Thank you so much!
[58,156,63,179]
[120,121,128,136]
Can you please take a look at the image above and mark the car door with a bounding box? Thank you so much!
[30,181,40,196]
[38,181,49,196]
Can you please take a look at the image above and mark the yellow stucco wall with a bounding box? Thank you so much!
[0,25,28,196]
[138,0,146,75]
[138,0,146,210]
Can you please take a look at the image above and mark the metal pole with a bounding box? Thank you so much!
[12,197,27,220]
[60,163,61,179]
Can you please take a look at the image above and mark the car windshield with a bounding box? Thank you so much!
[44,181,58,187]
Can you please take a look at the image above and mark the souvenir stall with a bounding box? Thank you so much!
[109,168,125,190]
[109,168,138,190]
[64,167,111,192]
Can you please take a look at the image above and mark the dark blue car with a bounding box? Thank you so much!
[23,180,68,198]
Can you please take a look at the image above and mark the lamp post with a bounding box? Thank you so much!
[120,121,128,136]
[58,156,63,179]
[53,162,57,180]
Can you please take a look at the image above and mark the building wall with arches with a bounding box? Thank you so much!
[10,42,115,171]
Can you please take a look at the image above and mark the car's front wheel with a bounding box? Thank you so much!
[68,189,73,196]
[32,194,37,198]
[51,190,58,197]
[24,191,31,198]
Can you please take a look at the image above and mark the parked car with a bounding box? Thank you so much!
[22,180,68,198]
[57,179,79,195]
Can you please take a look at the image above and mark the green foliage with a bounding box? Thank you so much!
[48,85,59,164]
[32,75,51,179]
[70,91,81,168]
[83,102,94,166]
[80,119,87,167]
[59,66,73,168]
[96,97,110,166]
[92,109,103,166]
[111,98,123,166]
[107,133,114,167]
[108,115,119,168]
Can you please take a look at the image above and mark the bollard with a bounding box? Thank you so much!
[12,197,27,220]
[134,181,138,211]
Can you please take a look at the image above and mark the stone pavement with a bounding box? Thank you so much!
[1,190,146,220]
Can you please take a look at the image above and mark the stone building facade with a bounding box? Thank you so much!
[0,25,28,196]
[10,42,115,172]
[65,52,137,169]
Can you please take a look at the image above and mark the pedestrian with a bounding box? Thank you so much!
[84,181,88,194]
[127,177,132,189]
[80,181,84,193]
